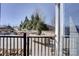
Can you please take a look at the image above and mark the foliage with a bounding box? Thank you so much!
[19,12,49,34]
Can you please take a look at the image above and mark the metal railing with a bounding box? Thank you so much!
[0,33,55,56]
[27,35,55,56]
[0,34,24,56]
[62,35,70,56]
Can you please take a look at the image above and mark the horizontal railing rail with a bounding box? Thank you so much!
[0,35,23,38]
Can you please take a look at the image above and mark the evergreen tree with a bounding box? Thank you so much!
[19,11,49,35]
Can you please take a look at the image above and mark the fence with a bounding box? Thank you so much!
[0,33,55,56]
[27,35,55,56]
[0,33,26,56]
[62,35,70,56]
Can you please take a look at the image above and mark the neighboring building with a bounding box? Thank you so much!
[0,25,17,35]
[46,24,55,31]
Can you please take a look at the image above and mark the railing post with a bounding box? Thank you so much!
[27,36,29,56]
[24,33,26,56]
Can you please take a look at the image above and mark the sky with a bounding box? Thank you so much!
[0,3,79,26]
[64,3,79,26]
[0,3,55,26]
[0,4,1,20]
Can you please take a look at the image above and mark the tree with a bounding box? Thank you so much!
[19,11,49,35]
[19,21,23,30]
[20,16,29,30]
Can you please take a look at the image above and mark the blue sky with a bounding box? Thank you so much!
[0,3,79,26]
[0,4,1,20]
[64,3,79,26]
[1,3,55,26]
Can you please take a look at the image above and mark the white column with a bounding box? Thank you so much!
[60,3,64,56]
[55,3,64,56]
[55,3,60,56]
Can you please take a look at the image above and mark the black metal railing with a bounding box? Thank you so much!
[0,33,55,56]
[0,34,24,56]
[62,35,70,56]
[27,35,55,56]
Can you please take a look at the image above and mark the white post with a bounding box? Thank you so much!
[55,3,64,56]
[60,3,64,56]
[55,3,60,56]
